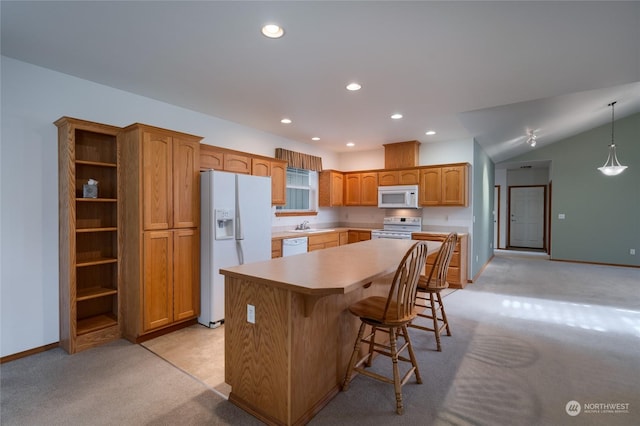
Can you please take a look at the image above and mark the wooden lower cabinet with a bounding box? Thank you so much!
[308,232,340,251]
[339,231,348,245]
[348,230,371,243]
[124,229,199,341]
[412,233,468,288]
[271,239,283,258]
[142,229,199,333]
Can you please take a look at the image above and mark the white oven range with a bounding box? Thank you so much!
[371,216,422,240]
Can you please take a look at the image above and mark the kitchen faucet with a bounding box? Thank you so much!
[296,220,310,230]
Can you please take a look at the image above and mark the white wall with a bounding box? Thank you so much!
[0,57,339,357]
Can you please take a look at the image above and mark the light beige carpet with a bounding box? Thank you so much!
[141,323,231,398]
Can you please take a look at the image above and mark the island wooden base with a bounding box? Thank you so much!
[224,276,387,426]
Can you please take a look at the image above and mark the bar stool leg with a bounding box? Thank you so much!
[430,294,442,352]
[342,322,367,391]
[366,326,377,367]
[438,292,451,336]
[389,327,404,415]
[401,325,422,384]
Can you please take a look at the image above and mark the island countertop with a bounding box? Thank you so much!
[220,238,428,296]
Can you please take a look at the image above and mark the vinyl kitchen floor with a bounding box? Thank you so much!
[140,323,231,398]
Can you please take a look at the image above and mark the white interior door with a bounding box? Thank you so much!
[509,186,544,249]
[494,186,500,249]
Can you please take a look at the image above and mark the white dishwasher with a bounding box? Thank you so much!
[282,237,308,256]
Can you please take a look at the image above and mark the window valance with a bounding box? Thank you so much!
[275,148,323,172]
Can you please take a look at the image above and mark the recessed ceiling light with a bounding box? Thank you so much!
[346,142,355,147]
[261,24,284,39]
[346,82,361,91]
[391,113,403,120]
[425,130,436,136]
[280,118,292,124]
[311,137,320,141]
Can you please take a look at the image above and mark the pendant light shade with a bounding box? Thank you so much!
[597,101,627,176]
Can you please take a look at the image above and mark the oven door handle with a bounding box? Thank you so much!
[372,234,411,240]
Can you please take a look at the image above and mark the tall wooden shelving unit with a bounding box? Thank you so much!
[56,117,122,353]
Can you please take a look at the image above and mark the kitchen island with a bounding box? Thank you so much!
[220,238,441,425]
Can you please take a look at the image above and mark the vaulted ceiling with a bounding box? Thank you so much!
[2,1,639,163]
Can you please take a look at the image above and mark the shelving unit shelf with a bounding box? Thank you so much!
[56,117,122,354]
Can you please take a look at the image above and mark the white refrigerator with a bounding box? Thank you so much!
[199,170,272,327]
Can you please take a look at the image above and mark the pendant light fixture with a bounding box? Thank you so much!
[597,101,628,176]
[526,130,537,147]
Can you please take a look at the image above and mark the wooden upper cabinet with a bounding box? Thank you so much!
[172,137,200,228]
[344,172,378,206]
[378,170,399,186]
[441,165,468,206]
[121,124,201,231]
[199,146,286,206]
[419,164,468,207]
[344,173,361,206]
[270,160,287,206]
[143,131,173,230]
[419,167,441,206]
[251,158,271,176]
[360,172,378,205]
[319,170,344,207]
[383,140,420,169]
[200,145,223,170]
[379,168,420,186]
[224,153,251,174]
[398,168,420,185]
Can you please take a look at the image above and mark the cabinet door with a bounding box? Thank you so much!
[173,229,199,321]
[271,239,283,258]
[252,158,271,176]
[419,167,441,206]
[378,170,398,186]
[330,172,344,206]
[270,161,287,206]
[348,230,371,243]
[319,171,343,207]
[360,173,378,205]
[344,174,361,206]
[442,166,467,206]
[224,153,251,174]
[173,137,200,228]
[143,231,173,331]
[143,132,172,230]
[200,145,224,171]
[398,169,420,185]
[339,232,348,245]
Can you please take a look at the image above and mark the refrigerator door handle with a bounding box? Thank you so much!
[235,174,244,241]
[236,240,245,265]
[235,174,245,265]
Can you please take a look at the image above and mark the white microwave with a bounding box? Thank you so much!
[377,185,419,208]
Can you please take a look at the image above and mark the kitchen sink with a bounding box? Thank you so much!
[290,228,335,233]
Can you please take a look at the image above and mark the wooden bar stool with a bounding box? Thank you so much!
[341,241,429,415]
[409,232,458,351]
